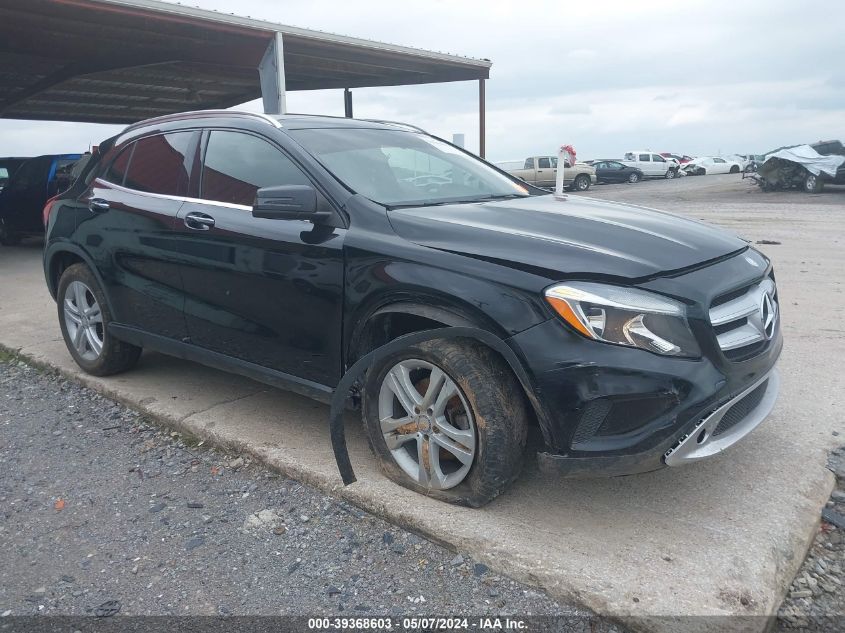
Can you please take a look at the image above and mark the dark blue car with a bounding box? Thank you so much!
[0,153,82,245]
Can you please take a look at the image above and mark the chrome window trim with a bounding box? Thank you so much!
[94,178,251,212]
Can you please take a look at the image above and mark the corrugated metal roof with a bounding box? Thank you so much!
[0,0,491,124]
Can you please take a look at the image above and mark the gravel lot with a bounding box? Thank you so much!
[0,356,610,624]
[776,450,845,631]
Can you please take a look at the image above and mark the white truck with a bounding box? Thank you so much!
[621,151,680,179]
[498,156,597,191]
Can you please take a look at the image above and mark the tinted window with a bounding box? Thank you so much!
[123,132,193,196]
[6,159,43,193]
[713,158,725,163]
[538,157,551,169]
[201,131,310,207]
[524,158,535,169]
[638,154,650,161]
[103,146,133,185]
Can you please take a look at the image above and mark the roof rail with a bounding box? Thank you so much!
[361,119,427,134]
[124,110,282,132]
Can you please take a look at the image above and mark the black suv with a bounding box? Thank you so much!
[44,111,781,506]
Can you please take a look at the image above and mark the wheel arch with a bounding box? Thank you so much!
[44,243,115,315]
[346,300,549,442]
[348,299,499,366]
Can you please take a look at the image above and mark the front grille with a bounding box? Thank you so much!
[709,275,778,358]
[713,380,769,436]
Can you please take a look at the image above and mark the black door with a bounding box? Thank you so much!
[175,129,345,387]
[75,131,199,340]
[0,156,49,233]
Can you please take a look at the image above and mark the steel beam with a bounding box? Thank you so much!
[479,78,486,159]
[258,32,286,115]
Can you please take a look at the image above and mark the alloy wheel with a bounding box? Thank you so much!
[63,280,104,361]
[377,359,476,489]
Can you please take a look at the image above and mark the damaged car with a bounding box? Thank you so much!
[753,141,845,193]
[42,111,782,506]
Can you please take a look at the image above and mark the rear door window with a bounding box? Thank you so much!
[123,132,194,196]
[537,157,551,169]
[638,154,650,161]
[200,130,310,207]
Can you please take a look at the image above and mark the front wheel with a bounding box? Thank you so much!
[628,171,641,183]
[729,165,740,174]
[362,339,527,507]
[57,263,142,376]
[665,168,677,179]
[573,174,591,191]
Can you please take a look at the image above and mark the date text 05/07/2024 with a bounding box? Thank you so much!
[307,616,531,631]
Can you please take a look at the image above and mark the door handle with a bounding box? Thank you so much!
[88,198,110,213]
[184,212,215,230]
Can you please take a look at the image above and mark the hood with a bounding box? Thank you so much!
[388,194,746,280]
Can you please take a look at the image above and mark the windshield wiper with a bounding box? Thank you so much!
[387,193,529,210]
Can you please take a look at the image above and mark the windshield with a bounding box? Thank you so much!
[289,128,530,207]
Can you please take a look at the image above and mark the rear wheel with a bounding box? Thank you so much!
[362,339,527,507]
[804,173,824,193]
[573,174,591,191]
[57,263,142,376]
[627,171,641,183]
[0,219,21,246]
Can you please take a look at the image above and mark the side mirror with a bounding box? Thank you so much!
[252,185,331,222]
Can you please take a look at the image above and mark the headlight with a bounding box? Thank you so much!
[544,282,701,357]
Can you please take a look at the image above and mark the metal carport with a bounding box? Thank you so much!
[0,0,491,155]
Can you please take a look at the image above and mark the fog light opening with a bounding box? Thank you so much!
[696,429,708,444]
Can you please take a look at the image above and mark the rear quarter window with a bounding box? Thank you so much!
[102,145,133,186]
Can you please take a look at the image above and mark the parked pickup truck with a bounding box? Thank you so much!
[621,151,679,179]
[498,156,597,191]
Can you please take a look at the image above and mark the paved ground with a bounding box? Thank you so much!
[0,173,841,633]
[0,358,601,623]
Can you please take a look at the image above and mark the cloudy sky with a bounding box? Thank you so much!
[2,0,843,162]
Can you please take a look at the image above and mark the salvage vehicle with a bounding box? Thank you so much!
[43,111,782,506]
[587,160,645,183]
[621,151,679,178]
[0,153,82,244]
[682,156,742,176]
[501,155,596,191]
[659,152,692,164]
[753,142,845,193]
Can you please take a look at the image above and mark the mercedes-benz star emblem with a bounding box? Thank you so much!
[760,292,776,339]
